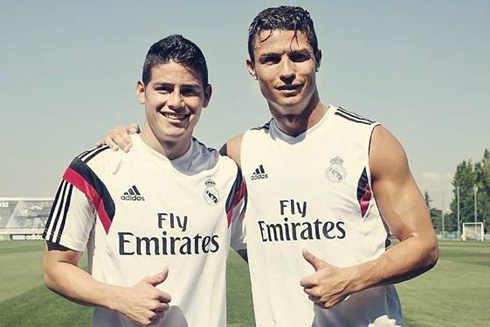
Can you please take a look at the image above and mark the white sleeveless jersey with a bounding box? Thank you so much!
[241,106,404,327]
[44,134,246,327]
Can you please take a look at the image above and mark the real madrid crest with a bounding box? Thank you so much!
[204,178,220,205]
[326,157,347,183]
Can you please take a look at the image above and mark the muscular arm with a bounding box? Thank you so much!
[301,125,438,308]
[349,126,438,289]
[44,242,171,325]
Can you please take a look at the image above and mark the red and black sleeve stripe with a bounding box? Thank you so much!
[63,157,115,233]
[44,146,115,245]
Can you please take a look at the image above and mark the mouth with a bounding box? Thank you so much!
[276,84,303,92]
[160,112,190,120]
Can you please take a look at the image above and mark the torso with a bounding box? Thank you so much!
[240,106,404,327]
[44,135,244,327]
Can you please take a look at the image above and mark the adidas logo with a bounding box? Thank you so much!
[121,185,145,201]
[251,164,268,180]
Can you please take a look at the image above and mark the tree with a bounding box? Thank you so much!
[449,149,490,233]
[474,150,490,230]
[425,191,442,233]
[449,160,476,231]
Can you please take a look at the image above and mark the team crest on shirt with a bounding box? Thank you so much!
[326,157,347,183]
[204,179,220,205]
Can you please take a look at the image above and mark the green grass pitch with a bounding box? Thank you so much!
[1,240,489,326]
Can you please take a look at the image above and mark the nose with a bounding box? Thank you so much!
[167,90,183,110]
[279,58,296,84]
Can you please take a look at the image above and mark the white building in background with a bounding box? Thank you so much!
[0,198,53,241]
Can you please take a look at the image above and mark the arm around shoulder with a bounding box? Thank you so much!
[220,134,244,168]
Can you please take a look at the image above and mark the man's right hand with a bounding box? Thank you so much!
[113,268,172,326]
[96,123,140,152]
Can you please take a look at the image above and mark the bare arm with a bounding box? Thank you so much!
[355,126,438,285]
[301,125,438,308]
[44,242,171,326]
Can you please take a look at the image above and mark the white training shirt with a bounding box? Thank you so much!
[240,106,404,327]
[44,135,246,327]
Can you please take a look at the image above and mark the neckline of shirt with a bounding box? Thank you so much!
[131,134,196,169]
[270,105,337,143]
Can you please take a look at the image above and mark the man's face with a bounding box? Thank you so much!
[247,30,320,116]
[137,61,211,143]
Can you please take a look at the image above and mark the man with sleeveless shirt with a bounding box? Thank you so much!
[101,6,438,327]
[43,35,245,327]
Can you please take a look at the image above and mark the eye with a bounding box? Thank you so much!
[260,55,281,65]
[155,86,172,94]
[290,52,310,62]
[181,88,200,97]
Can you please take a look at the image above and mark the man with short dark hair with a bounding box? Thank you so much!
[230,7,437,327]
[103,6,438,327]
[43,34,245,327]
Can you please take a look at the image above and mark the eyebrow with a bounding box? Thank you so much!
[153,82,201,89]
[290,49,311,55]
[259,48,311,58]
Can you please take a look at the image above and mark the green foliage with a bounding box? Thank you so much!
[425,191,443,232]
[448,149,490,231]
[475,153,490,228]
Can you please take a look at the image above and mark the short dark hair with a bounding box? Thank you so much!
[248,6,318,62]
[142,34,208,86]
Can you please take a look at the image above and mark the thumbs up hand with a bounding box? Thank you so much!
[143,268,170,287]
[300,249,354,309]
[114,267,172,326]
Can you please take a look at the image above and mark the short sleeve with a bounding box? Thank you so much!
[43,173,96,252]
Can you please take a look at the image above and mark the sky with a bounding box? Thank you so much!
[1,0,488,212]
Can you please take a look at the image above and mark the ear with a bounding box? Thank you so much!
[246,58,258,80]
[314,49,322,72]
[136,80,146,104]
[202,84,212,108]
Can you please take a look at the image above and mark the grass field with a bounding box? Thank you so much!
[0,240,489,327]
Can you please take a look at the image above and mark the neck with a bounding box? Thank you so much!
[270,92,328,137]
[140,126,191,160]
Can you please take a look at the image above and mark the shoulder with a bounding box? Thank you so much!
[191,138,238,174]
[74,145,111,163]
[369,125,409,181]
[191,139,240,185]
[333,106,377,126]
[192,138,219,163]
[220,133,244,168]
[71,145,111,168]
[220,120,272,167]
[67,145,124,177]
